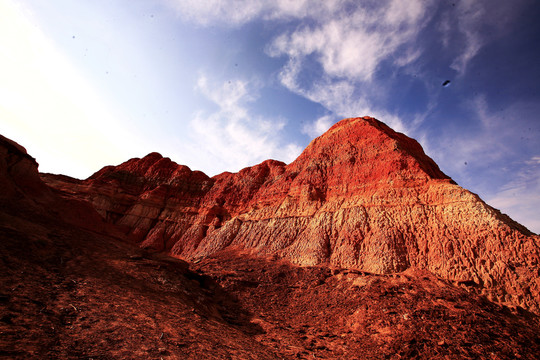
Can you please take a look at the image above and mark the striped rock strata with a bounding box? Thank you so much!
[42,117,540,313]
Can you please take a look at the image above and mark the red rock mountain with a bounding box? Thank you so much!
[3,118,540,359]
[42,116,540,314]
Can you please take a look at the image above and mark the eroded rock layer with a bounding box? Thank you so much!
[42,117,540,313]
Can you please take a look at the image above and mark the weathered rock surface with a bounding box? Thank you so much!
[0,137,282,359]
[0,134,53,202]
[42,117,540,314]
[0,135,113,235]
[2,124,540,359]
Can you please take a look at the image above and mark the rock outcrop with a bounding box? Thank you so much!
[0,135,111,234]
[42,117,540,313]
[0,134,53,202]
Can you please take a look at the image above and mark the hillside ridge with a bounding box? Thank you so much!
[39,117,540,314]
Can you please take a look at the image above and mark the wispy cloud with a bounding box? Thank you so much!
[448,0,485,74]
[167,0,500,83]
[487,156,540,234]
[302,115,334,138]
[267,0,431,82]
[167,0,526,119]
[163,0,266,26]
[424,96,533,179]
[528,156,540,165]
[277,58,408,135]
[165,0,348,26]
[181,75,302,175]
[420,94,540,232]
[436,96,536,171]
[444,0,528,75]
[260,1,443,137]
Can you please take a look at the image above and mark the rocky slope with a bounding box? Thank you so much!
[0,135,110,234]
[0,135,283,359]
[3,196,540,359]
[2,123,540,359]
[43,116,540,314]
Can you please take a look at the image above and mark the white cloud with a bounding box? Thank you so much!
[277,57,409,136]
[418,95,540,233]
[448,0,484,74]
[181,75,302,175]
[528,156,540,165]
[268,0,431,82]
[421,95,530,178]
[163,0,266,26]
[164,0,347,26]
[165,0,530,130]
[444,0,529,75]
[166,0,527,143]
[262,1,439,137]
[487,158,540,234]
[169,0,526,113]
[302,115,334,138]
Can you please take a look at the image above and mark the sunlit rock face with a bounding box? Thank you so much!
[42,117,540,313]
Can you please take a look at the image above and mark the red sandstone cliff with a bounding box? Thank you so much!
[42,117,540,313]
[3,128,540,359]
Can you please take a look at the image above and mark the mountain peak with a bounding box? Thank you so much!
[292,117,451,187]
[38,117,540,314]
[3,119,540,360]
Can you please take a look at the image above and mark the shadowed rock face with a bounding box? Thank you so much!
[42,117,540,313]
[0,134,52,201]
[0,135,109,233]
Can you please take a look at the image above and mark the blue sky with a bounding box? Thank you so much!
[1,0,539,233]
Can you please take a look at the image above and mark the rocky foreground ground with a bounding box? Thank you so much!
[2,206,539,359]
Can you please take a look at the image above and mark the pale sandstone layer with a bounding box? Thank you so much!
[42,117,540,313]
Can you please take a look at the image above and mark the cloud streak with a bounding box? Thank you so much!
[165,0,348,26]
[419,95,540,233]
[302,115,334,138]
[182,75,302,175]
[267,0,431,82]
[487,156,540,234]
[444,0,529,75]
[167,0,527,118]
